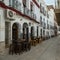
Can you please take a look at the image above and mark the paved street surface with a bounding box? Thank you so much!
[0,36,60,60]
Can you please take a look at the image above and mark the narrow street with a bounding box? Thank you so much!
[0,36,60,60]
[0,0,60,60]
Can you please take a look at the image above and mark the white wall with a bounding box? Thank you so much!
[0,8,5,42]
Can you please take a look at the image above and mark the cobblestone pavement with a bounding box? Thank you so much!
[0,36,60,60]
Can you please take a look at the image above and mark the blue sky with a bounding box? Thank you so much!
[45,0,55,6]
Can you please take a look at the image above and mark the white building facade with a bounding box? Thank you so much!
[0,0,56,53]
[55,0,60,9]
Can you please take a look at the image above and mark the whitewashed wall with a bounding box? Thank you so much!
[0,8,5,42]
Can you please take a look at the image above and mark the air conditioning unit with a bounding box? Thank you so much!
[6,9,15,19]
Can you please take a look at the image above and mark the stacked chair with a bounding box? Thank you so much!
[9,27,31,55]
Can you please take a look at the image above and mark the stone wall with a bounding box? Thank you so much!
[0,41,6,55]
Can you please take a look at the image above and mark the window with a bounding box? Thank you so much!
[44,11,46,16]
[23,0,26,7]
[13,0,17,8]
[57,0,59,7]
[16,1,18,7]
[17,2,21,11]
[30,2,33,12]
[9,0,17,8]
[43,18,44,28]
[9,0,12,7]
[40,3,42,13]
[0,0,4,2]
[44,23,46,29]
[47,20,49,29]
[37,0,39,2]
[43,7,44,14]
[43,18,46,29]
[43,30,45,35]
[59,27,60,31]
[40,4,44,14]
[40,16,42,20]
[47,13,49,18]
[40,16,42,26]
[9,0,21,11]
[40,29,42,38]
[47,20,48,29]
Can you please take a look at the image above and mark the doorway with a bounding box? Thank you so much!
[23,23,29,41]
[12,23,18,40]
[31,26,34,40]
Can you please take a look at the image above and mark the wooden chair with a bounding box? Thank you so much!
[9,39,22,55]
[9,44,14,55]
[32,37,37,46]
[21,41,31,51]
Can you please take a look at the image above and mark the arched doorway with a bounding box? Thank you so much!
[23,23,29,41]
[31,26,34,40]
[12,23,19,40]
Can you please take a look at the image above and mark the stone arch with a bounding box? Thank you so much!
[23,23,29,41]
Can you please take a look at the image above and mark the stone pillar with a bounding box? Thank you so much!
[0,9,5,55]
